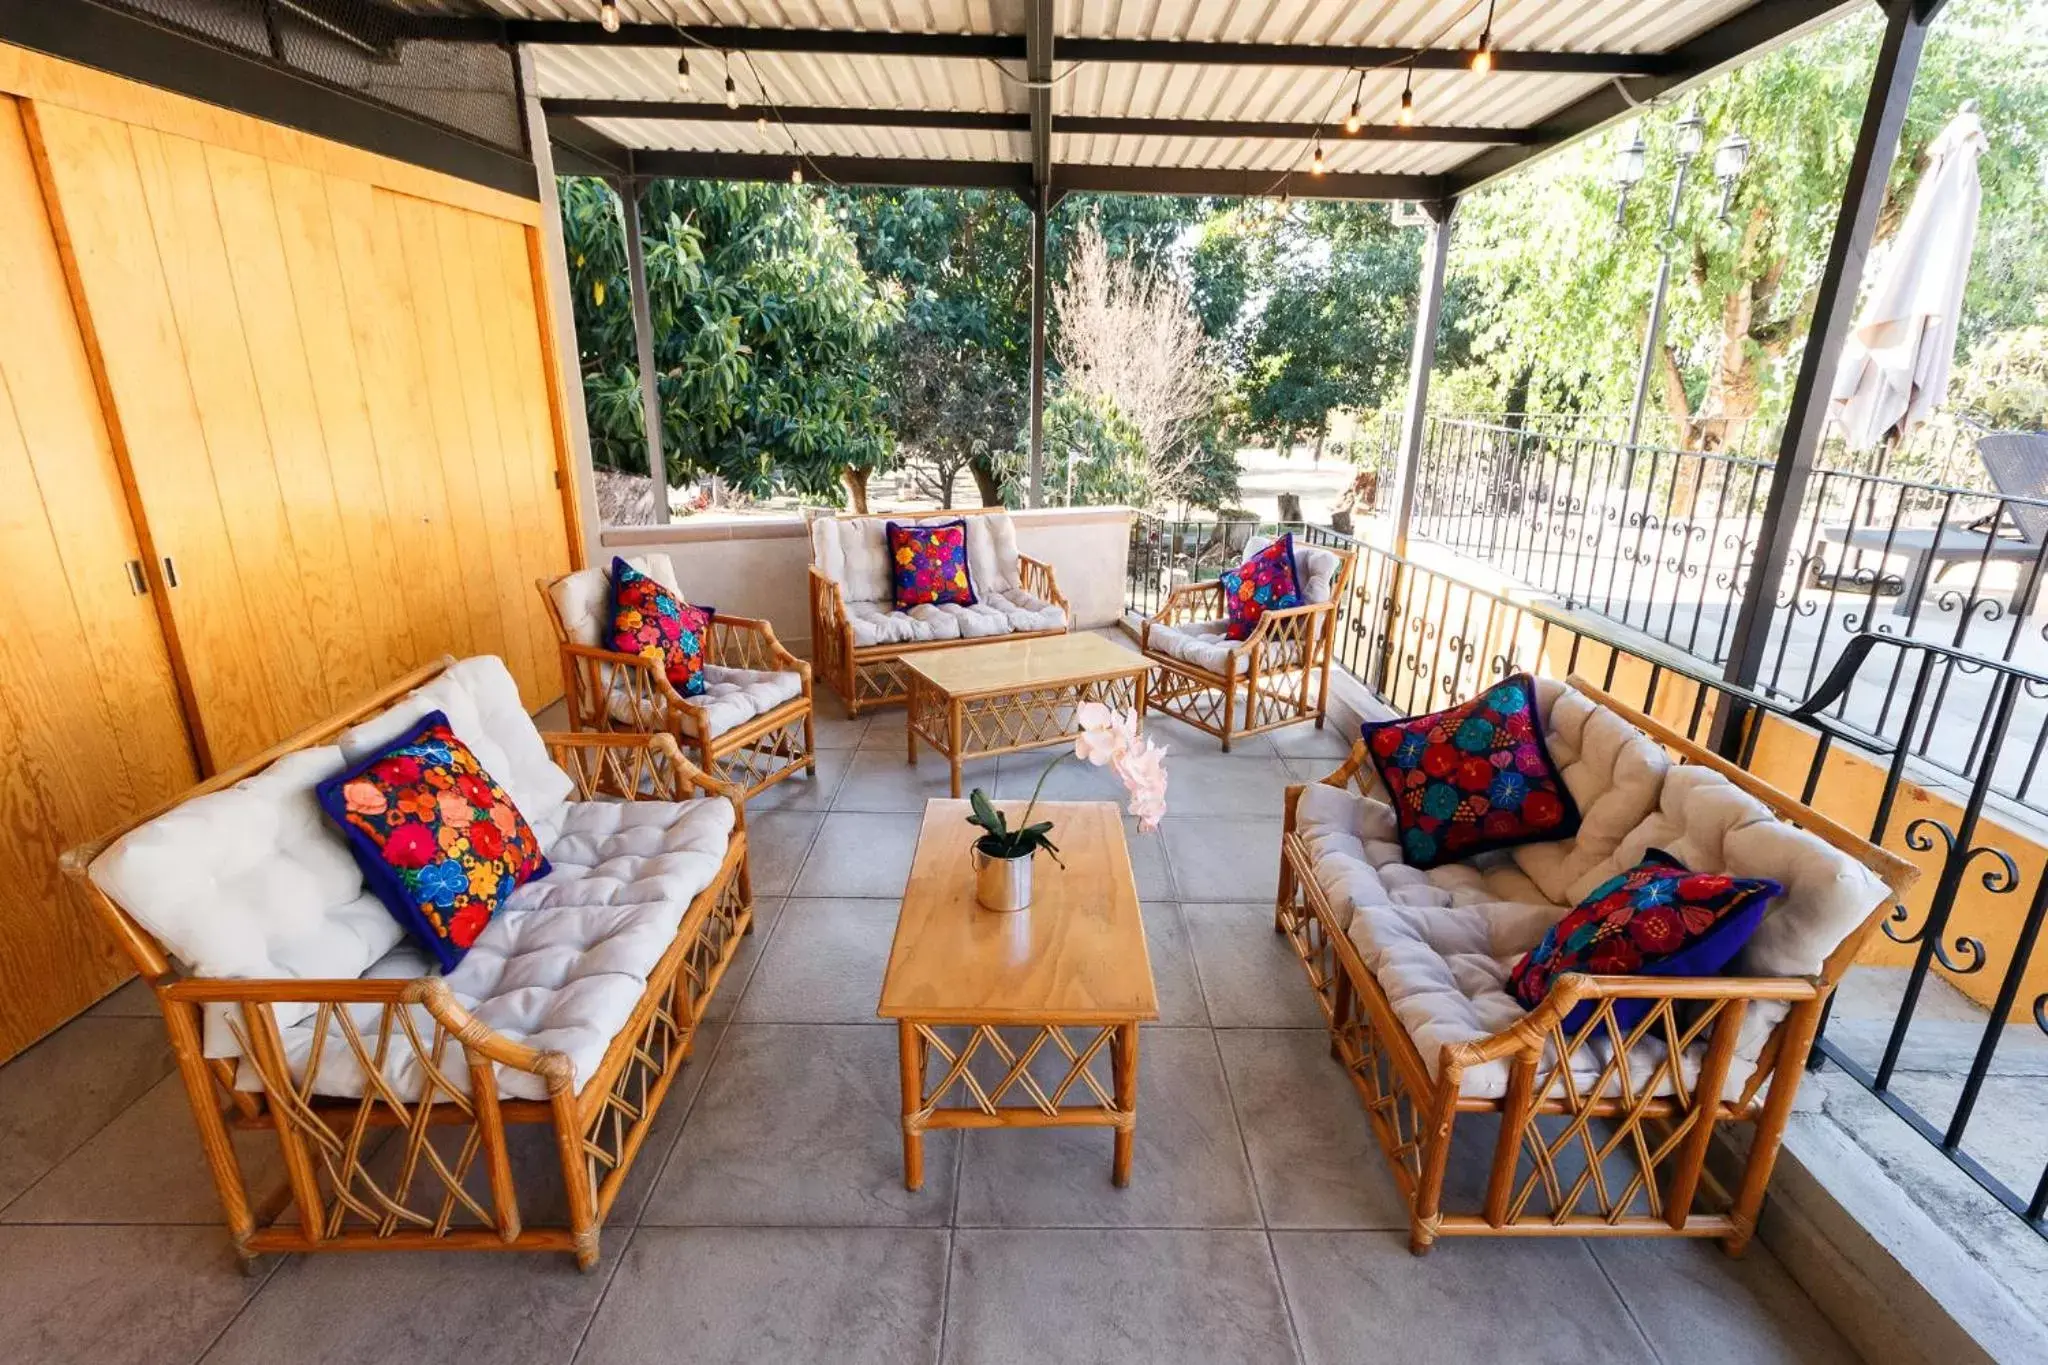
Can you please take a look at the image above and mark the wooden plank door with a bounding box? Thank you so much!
[0,96,198,1058]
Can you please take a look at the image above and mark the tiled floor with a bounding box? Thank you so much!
[0,674,1862,1364]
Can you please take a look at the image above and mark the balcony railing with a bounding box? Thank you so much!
[1124,513,2048,1239]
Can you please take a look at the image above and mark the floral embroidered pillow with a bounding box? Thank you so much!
[316,712,550,972]
[1507,848,1782,1033]
[1360,672,1581,870]
[1220,534,1303,640]
[608,556,713,698]
[888,519,976,608]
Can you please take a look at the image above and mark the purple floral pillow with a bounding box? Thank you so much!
[316,712,550,972]
[1220,534,1303,640]
[1361,673,1580,870]
[888,520,975,608]
[608,557,713,698]
[1507,848,1781,1033]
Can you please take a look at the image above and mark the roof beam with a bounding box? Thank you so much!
[542,99,1536,145]
[1444,0,1861,194]
[1025,0,1052,202]
[414,19,1666,75]
[1055,164,1445,201]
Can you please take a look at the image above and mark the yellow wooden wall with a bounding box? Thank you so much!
[0,46,581,1056]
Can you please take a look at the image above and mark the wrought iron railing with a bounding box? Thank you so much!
[1123,518,2048,1238]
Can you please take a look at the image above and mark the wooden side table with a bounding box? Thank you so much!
[877,800,1158,1189]
[901,635,1151,799]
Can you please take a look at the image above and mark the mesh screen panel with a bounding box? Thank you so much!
[94,0,522,150]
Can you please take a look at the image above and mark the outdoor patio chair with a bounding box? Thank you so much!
[1818,431,2048,615]
[62,656,754,1270]
[1141,533,1356,750]
[1273,675,1916,1254]
[807,507,1070,714]
[539,555,816,802]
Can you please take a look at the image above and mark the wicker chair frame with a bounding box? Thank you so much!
[1141,543,1356,751]
[1274,677,1919,1254]
[536,574,816,803]
[60,660,755,1272]
[806,507,1072,716]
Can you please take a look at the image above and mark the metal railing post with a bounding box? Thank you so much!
[1717,0,1932,732]
[617,171,670,525]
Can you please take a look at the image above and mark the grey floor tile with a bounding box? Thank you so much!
[0,1017,174,1208]
[944,1229,1298,1365]
[810,707,872,749]
[1158,818,1283,902]
[1142,903,1209,1027]
[201,1239,610,1365]
[86,977,159,1018]
[734,897,900,1024]
[578,1226,949,1365]
[1124,817,1176,899]
[643,1023,956,1227]
[1271,1230,1655,1365]
[705,895,787,1023]
[857,712,915,750]
[954,1027,1260,1229]
[834,749,1000,812]
[744,746,851,813]
[1590,1235,1859,1365]
[1159,754,1299,818]
[1263,722,1358,763]
[744,811,824,897]
[1138,710,1253,754]
[3,1072,285,1226]
[0,1224,264,1365]
[791,811,924,898]
[1182,902,1327,1029]
[990,750,1133,803]
[1213,1029,1406,1229]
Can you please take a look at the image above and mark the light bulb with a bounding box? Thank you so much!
[598,2,620,34]
[1471,40,1493,74]
[724,73,739,110]
[790,163,804,185]
[1310,142,1326,176]
[676,52,690,90]
[1344,100,1361,135]
[1398,82,1415,128]
[756,115,768,131]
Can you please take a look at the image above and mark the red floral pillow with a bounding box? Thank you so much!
[1220,534,1304,640]
[888,520,976,608]
[316,712,549,972]
[608,556,713,698]
[1360,673,1581,869]
[1507,848,1781,1033]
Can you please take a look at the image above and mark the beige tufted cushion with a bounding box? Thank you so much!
[547,553,685,650]
[843,587,1065,647]
[1147,618,1306,674]
[1510,678,1671,905]
[1244,533,1342,605]
[810,513,1022,604]
[608,664,804,738]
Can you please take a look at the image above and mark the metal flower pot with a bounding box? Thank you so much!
[971,845,1034,913]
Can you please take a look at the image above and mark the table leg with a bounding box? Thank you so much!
[1112,1021,1139,1187]
[948,701,964,799]
[906,681,919,765]
[897,1020,925,1191]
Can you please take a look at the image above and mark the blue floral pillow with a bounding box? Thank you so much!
[609,557,713,698]
[316,712,550,972]
[1507,848,1781,1033]
[888,519,976,608]
[1220,535,1304,640]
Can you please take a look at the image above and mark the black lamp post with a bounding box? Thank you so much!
[1623,106,1708,450]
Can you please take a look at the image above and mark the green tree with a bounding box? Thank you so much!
[558,177,902,503]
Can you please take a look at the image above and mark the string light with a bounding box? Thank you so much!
[676,52,690,91]
[790,162,804,185]
[1310,140,1326,175]
[598,2,620,34]
[1471,0,1497,73]
[724,70,740,110]
[757,115,769,131]
[1343,71,1363,135]
[1398,68,1416,127]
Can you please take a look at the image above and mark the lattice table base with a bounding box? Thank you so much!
[895,1019,1141,1190]
[906,670,1149,798]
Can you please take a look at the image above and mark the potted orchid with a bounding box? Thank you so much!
[964,702,1169,913]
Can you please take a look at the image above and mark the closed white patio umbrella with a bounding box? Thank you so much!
[1828,104,1988,452]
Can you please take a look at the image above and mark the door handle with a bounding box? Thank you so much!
[124,560,148,596]
[162,555,180,589]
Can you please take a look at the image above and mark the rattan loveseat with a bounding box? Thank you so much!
[1142,532,1356,750]
[62,656,753,1271]
[539,553,815,802]
[1274,676,1916,1253]
[807,506,1071,715]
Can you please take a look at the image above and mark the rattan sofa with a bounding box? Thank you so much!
[807,506,1071,715]
[62,656,753,1271]
[1274,676,1917,1253]
[1142,532,1355,750]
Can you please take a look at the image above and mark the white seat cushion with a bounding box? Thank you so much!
[605,663,804,738]
[811,513,1023,603]
[1146,617,1307,675]
[256,795,736,1101]
[845,587,1066,647]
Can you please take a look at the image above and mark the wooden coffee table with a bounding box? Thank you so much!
[878,800,1158,1190]
[902,634,1152,798]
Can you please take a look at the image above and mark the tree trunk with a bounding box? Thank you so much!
[969,454,1004,507]
[1312,422,1328,466]
[844,466,871,514]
